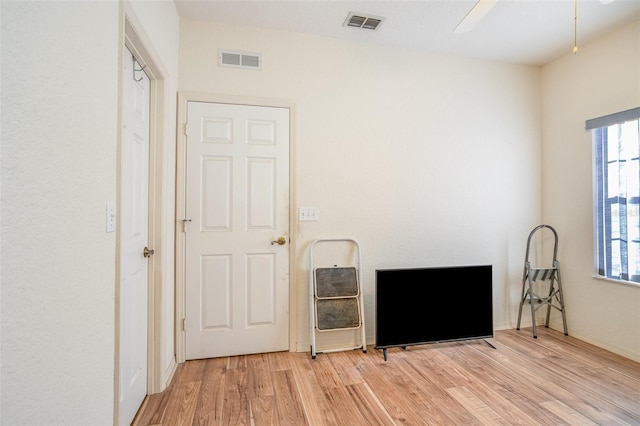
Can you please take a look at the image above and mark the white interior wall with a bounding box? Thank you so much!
[178,20,543,350]
[541,20,640,361]
[0,1,180,424]
[1,2,120,424]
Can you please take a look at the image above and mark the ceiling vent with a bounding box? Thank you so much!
[218,50,262,70]
[344,12,384,31]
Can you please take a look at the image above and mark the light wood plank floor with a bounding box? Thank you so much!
[133,328,640,425]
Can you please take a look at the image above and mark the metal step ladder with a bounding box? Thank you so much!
[517,225,568,338]
[309,238,367,359]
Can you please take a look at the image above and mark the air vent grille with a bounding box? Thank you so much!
[344,12,384,31]
[218,50,262,70]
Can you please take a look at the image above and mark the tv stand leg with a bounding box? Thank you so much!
[383,348,388,361]
[484,339,496,349]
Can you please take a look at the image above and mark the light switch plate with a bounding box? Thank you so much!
[106,202,116,233]
[298,207,319,221]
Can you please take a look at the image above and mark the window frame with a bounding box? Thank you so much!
[587,107,640,287]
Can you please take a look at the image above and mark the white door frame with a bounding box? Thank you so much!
[175,92,298,363]
[114,5,171,423]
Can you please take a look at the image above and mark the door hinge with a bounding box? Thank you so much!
[182,318,186,331]
[184,123,189,136]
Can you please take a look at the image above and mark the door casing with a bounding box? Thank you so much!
[175,92,298,363]
[114,4,173,423]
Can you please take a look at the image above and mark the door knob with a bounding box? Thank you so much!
[270,237,286,246]
[143,247,155,257]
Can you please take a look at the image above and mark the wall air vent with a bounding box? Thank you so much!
[344,12,384,31]
[218,50,262,70]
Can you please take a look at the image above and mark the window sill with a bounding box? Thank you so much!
[592,274,640,288]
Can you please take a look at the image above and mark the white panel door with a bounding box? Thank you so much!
[119,47,150,425]
[185,102,289,360]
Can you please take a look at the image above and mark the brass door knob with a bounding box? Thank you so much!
[143,247,155,257]
[270,237,286,246]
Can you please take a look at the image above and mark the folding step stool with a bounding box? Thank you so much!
[516,225,568,338]
[309,238,366,359]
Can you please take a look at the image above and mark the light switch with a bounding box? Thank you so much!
[106,202,116,233]
[298,207,319,221]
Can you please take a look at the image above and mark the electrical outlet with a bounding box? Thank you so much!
[298,207,319,221]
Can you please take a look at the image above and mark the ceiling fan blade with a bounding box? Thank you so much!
[454,0,498,34]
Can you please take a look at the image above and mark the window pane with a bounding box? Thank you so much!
[607,125,619,160]
[592,117,640,283]
[629,159,639,197]
[621,121,639,158]
[611,239,621,278]
[607,165,620,196]
[610,203,620,238]
[630,199,640,280]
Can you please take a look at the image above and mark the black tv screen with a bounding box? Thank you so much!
[375,265,493,350]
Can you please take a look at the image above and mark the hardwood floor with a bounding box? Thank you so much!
[133,328,640,425]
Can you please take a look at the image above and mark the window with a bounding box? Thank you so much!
[587,107,640,284]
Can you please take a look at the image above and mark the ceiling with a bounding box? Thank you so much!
[173,0,640,66]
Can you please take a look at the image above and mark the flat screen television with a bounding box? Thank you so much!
[375,265,493,360]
